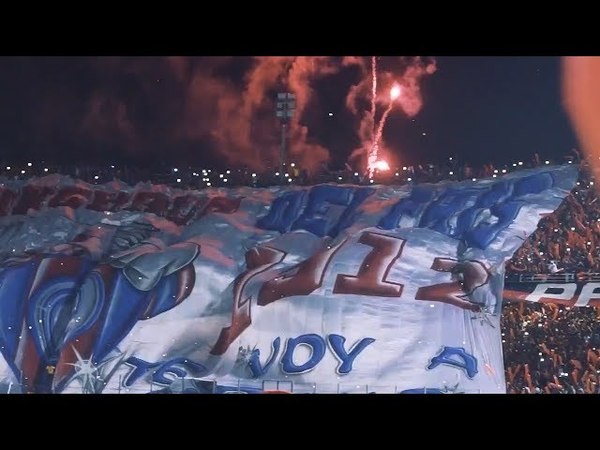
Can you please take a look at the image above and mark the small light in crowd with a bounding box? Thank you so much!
[44,168,48,172]
[110,165,115,169]
[571,227,575,231]
[288,178,293,183]
[395,172,399,176]
[494,169,498,173]
[588,241,592,245]
[328,112,334,117]
[540,358,545,362]
[5,166,9,170]
[407,177,412,182]
[369,179,374,184]
[290,163,296,167]
[354,172,358,176]
[226,170,231,174]
[338,176,342,181]
[512,163,517,167]
[275,172,280,176]
[422,132,427,136]
[554,228,558,232]
[492,174,497,178]
[27,162,32,167]
[94,175,99,180]
[524,331,529,336]
[577,182,581,186]
[502,169,507,173]
[449,171,454,175]
[284,173,289,178]
[402,166,407,170]
[219,174,224,178]
[252,173,257,177]
[569,160,573,164]
[224,179,228,182]
[449,157,453,161]
[540,252,544,255]
[429,304,435,308]
[591,181,595,186]
[518,161,523,166]
[20,170,25,174]
[176,178,181,183]
[472,178,476,181]
[545,160,550,165]
[173,168,178,172]
[206,182,211,186]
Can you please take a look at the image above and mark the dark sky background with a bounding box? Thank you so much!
[0,56,578,171]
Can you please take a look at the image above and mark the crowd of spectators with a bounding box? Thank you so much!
[502,154,600,393]
[0,152,572,189]
[502,303,600,393]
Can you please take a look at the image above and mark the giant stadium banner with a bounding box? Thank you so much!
[0,165,577,393]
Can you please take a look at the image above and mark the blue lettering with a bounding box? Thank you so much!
[124,356,161,387]
[463,200,524,249]
[292,186,371,237]
[329,187,374,237]
[327,334,375,375]
[281,333,326,374]
[377,186,435,230]
[248,337,281,378]
[400,388,445,394]
[427,346,478,379]
[256,190,306,234]
[124,356,207,387]
[512,172,554,198]
[153,357,207,385]
[419,188,480,235]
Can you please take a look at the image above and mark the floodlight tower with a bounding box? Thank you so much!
[276,92,295,182]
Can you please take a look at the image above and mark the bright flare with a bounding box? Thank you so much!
[390,84,401,101]
[372,160,390,171]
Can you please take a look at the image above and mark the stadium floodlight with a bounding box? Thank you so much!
[276,92,295,181]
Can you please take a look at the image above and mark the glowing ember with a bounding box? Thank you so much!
[390,84,401,101]
[372,160,390,171]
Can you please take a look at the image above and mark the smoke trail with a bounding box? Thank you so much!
[371,56,377,139]
[364,56,380,178]
[374,102,394,149]
[367,99,394,178]
[347,57,437,173]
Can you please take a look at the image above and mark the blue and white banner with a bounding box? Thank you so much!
[0,165,577,393]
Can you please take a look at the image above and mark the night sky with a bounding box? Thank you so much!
[0,56,577,171]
